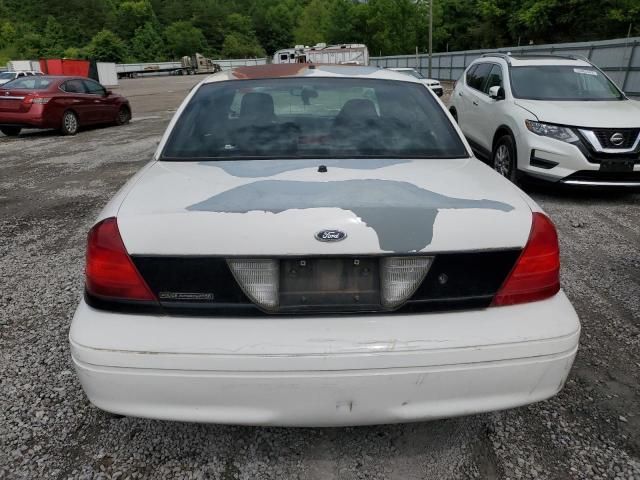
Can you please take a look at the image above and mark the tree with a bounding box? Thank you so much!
[221,32,265,58]
[114,0,158,41]
[164,21,206,58]
[14,32,44,58]
[294,0,332,46]
[41,16,66,57]
[191,0,229,54]
[252,0,301,55]
[130,22,165,61]
[221,13,265,58]
[85,29,127,62]
[0,21,16,49]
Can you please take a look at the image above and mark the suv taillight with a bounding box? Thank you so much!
[491,212,560,307]
[85,218,155,301]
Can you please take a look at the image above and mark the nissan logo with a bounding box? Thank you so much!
[315,230,347,242]
[610,132,625,146]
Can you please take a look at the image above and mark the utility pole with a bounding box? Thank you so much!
[428,0,433,78]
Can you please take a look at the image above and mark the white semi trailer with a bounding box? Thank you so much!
[274,43,369,66]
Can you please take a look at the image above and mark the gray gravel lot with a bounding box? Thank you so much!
[0,76,639,480]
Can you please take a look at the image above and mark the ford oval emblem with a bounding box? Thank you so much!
[315,230,347,242]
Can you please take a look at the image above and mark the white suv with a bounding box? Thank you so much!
[449,54,640,187]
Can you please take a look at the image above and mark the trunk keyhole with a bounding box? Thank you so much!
[318,165,328,173]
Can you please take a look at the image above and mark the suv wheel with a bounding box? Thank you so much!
[493,135,517,183]
[1,126,21,137]
[61,111,79,136]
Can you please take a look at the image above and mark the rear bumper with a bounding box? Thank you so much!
[70,293,580,426]
[0,108,50,128]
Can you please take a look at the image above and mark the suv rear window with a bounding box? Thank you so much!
[162,77,468,160]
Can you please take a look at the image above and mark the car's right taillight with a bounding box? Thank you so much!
[491,212,560,307]
[85,218,156,301]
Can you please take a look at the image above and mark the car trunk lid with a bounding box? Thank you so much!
[116,158,533,256]
[0,89,32,112]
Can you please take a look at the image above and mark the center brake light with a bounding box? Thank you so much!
[85,218,156,301]
[491,212,560,307]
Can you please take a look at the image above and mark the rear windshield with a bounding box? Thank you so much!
[1,77,54,90]
[0,72,15,80]
[162,77,468,160]
[510,65,624,101]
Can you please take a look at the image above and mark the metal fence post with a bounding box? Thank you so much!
[622,40,637,93]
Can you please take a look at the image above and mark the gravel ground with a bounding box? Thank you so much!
[0,76,639,480]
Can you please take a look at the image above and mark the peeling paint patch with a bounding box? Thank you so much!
[187,179,514,252]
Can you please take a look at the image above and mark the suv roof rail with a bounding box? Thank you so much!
[481,53,512,63]
[565,53,591,62]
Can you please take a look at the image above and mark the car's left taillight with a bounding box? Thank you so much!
[85,217,156,301]
[22,94,51,105]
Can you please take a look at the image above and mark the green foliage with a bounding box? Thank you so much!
[0,0,637,63]
[294,0,332,46]
[0,21,16,49]
[86,30,128,62]
[130,22,166,61]
[114,0,159,40]
[252,0,301,55]
[165,21,206,58]
[221,13,265,57]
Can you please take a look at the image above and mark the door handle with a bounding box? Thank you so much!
[458,92,463,97]
[473,100,479,106]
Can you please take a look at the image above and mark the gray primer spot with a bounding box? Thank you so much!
[187,179,514,252]
[200,159,412,178]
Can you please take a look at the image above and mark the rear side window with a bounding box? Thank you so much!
[466,63,493,92]
[2,77,54,90]
[62,80,86,94]
[162,77,468,160]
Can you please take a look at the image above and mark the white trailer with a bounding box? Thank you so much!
[96,62,118,87]
[274,44,369,66]
[6,60,41,72]
[116,61,181,79]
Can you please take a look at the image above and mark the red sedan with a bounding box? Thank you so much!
[0,76,131,136]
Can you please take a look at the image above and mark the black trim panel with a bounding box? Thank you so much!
[530,150,559,169]
[87,250,521,316]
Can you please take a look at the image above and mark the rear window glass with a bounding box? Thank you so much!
[2,77,54,90]
[162,77,467,160]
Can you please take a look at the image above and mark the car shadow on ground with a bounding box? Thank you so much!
[0,123,123,141]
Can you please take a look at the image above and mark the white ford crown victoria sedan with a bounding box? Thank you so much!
[70,64,580,426]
